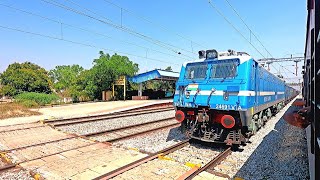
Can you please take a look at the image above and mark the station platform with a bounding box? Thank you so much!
[0,99,172,126]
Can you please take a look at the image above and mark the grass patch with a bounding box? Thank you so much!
[15,92,60,107]
[0,102,41,119]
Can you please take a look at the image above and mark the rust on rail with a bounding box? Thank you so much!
[0,164,16,173]
[177,147,232,180]
[84,117,175,137]
[93,140,190,180]
[105,123,180,143]
[49,107,174,127]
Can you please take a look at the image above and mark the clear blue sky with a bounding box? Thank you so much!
[0,0,306,83]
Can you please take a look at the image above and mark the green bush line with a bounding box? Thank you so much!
[15,92,59,107]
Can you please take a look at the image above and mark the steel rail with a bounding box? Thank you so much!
[0,142,106,174]
[179,147,232,180]
[15,142,101,165]
[0,164,16,173]
[104,122,180,143]
[84,117,175,137]
[46,106,173,123]
[0,138,110,174]
[116,106,173,114]
[0,124,46,133]
[1,135,79,153]
[44,103,173,123]
[48,108,174,126]
[93,140,190,180]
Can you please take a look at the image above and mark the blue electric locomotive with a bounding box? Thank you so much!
[173,49,297,145]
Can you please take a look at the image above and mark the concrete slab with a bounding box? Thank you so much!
[0,122,149,179]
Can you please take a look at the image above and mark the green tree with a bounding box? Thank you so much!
[165,66,173,71]
[49,65,84,98]
[0,62,52,96]
[84,51,139,99]
[76,69,97,101]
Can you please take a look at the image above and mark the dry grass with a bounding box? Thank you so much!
[0,102,41,119]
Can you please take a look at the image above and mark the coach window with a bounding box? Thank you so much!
[211,62,238,79]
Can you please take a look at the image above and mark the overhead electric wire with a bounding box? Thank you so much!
[0,25,181,66]
[40,0,196,59]
[223,0,295,77]
[0,3,188,61]
[207,0,266,59]
[207,0,292,78]
[100,0,207,50]
[62,0,197,57]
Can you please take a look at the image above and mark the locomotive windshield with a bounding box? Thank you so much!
[211,62,237,78]
[185,63,207,80]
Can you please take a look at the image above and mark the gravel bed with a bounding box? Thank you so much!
[0,168,34,180]
[113,126,187,153]
[213,102,309,180]
[90,120,177,142]
[58,110,175,135]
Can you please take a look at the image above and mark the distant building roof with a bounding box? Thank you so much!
[128,69,179,83]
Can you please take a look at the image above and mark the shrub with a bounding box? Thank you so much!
[19,99,39,108]
[15,92,59,106]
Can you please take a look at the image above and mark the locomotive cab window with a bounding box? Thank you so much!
[184,63,207,80]
[211,62,238,79]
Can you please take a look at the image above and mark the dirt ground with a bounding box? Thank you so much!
[0,103,41,120]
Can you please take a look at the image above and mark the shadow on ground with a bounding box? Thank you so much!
[234,107,309,180]
[165,126,187,142]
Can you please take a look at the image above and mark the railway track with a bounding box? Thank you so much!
[0,136,101,173]
[0,123,45,133]
[85,117,179,143]
[0,164,16,173]
[94,140,190,179]
[45,106,174,127]
[94,140,231,180]
[178,147,232,180]
[0,154,15,173]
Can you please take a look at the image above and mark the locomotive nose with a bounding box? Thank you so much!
[175,110,185,122]
[221,115,235,128]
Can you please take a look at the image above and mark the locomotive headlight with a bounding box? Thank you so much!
[206,49,218,59]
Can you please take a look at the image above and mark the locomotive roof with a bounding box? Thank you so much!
[182,54,254,67]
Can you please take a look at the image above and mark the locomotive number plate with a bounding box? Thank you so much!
[215,104,242,110]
